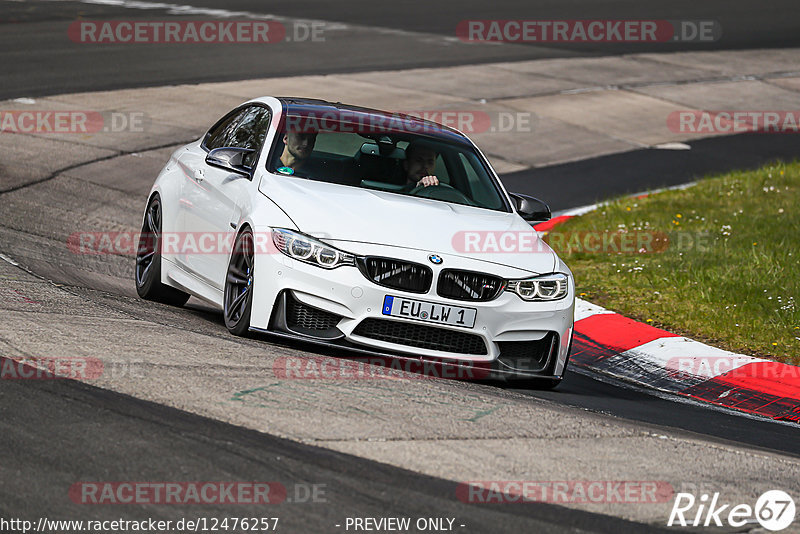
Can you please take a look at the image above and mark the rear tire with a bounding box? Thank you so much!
[135,195,190,306]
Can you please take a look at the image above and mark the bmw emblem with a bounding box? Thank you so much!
[428,254,443,265]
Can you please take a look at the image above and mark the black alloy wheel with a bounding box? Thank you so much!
[135,195,190,306]
[224,228,255,336]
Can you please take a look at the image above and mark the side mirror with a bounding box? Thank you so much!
[509,193,551,222]
[206,147,256,177]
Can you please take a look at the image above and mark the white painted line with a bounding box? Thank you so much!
[560,86,608,95]
[0,253,20,266]
[553,180,700,218]
[555,204,598,217]
[574,298,614,322]
[652,142,691,150]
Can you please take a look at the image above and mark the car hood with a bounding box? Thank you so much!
[260,176,557,274]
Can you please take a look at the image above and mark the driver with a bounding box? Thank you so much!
[277,131,318,172]
[402,141,440,192]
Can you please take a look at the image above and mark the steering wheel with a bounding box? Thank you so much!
[408,183,475,205]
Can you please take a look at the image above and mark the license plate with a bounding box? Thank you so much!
[381,295,476,328]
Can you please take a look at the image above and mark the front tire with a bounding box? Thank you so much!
[135,195,190,306]
[224,228,255,336]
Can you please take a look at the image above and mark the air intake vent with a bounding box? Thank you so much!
[437,269,505,302]
[358,257,432,293]
[353,318,487,355]
[286,294,342,332]
[496,332,558,372]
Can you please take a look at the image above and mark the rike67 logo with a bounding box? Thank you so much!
[668,490,795,531]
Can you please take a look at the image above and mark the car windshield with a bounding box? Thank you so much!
[267,110,509,212]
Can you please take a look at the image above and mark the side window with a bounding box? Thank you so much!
[205,111,242,151]
[204,106,271,167]
[229,107,271,152]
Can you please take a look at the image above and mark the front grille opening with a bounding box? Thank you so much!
[286,293,342,332]
[358,257,432,293]
[352,318,487,355]
[496,332,558,373]
[437,269,505,302]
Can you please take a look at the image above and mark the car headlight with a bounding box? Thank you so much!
[506,273,569,301]
[271,228,355,269]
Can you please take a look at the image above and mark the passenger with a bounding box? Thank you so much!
[402,141,440,192]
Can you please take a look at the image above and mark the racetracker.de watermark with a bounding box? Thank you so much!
[69,482,290,505]
[668,111,800,134]
[69,230,714,256]
[273,356,491,381]
[0,111,146,134]
[0,357,103,380]
[68,20,326,43]
[451,230,712,254]
[457,481,674,503]
[282,110,536,134]
[456,20,720,43]
[666,356,800,380]
[68,231,275,256]
[1,356,156,380]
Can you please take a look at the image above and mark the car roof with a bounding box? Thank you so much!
[273,96,472,146]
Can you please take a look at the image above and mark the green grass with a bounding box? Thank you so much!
[546,161,800,365]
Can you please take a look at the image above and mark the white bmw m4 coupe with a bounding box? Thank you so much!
[136,97,574,386]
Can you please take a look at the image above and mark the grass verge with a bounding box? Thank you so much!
[545,160,799,365]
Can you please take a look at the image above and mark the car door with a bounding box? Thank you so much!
[178,105,271,289]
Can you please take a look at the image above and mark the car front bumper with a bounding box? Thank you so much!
[248,240,574,379]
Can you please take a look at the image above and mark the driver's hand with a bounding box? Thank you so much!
[416,175,439,187]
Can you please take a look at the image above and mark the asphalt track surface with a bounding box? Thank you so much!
[1,368,674,533]
[3,1,800,532]
[505,133,800,212]
[2,0,800,99]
